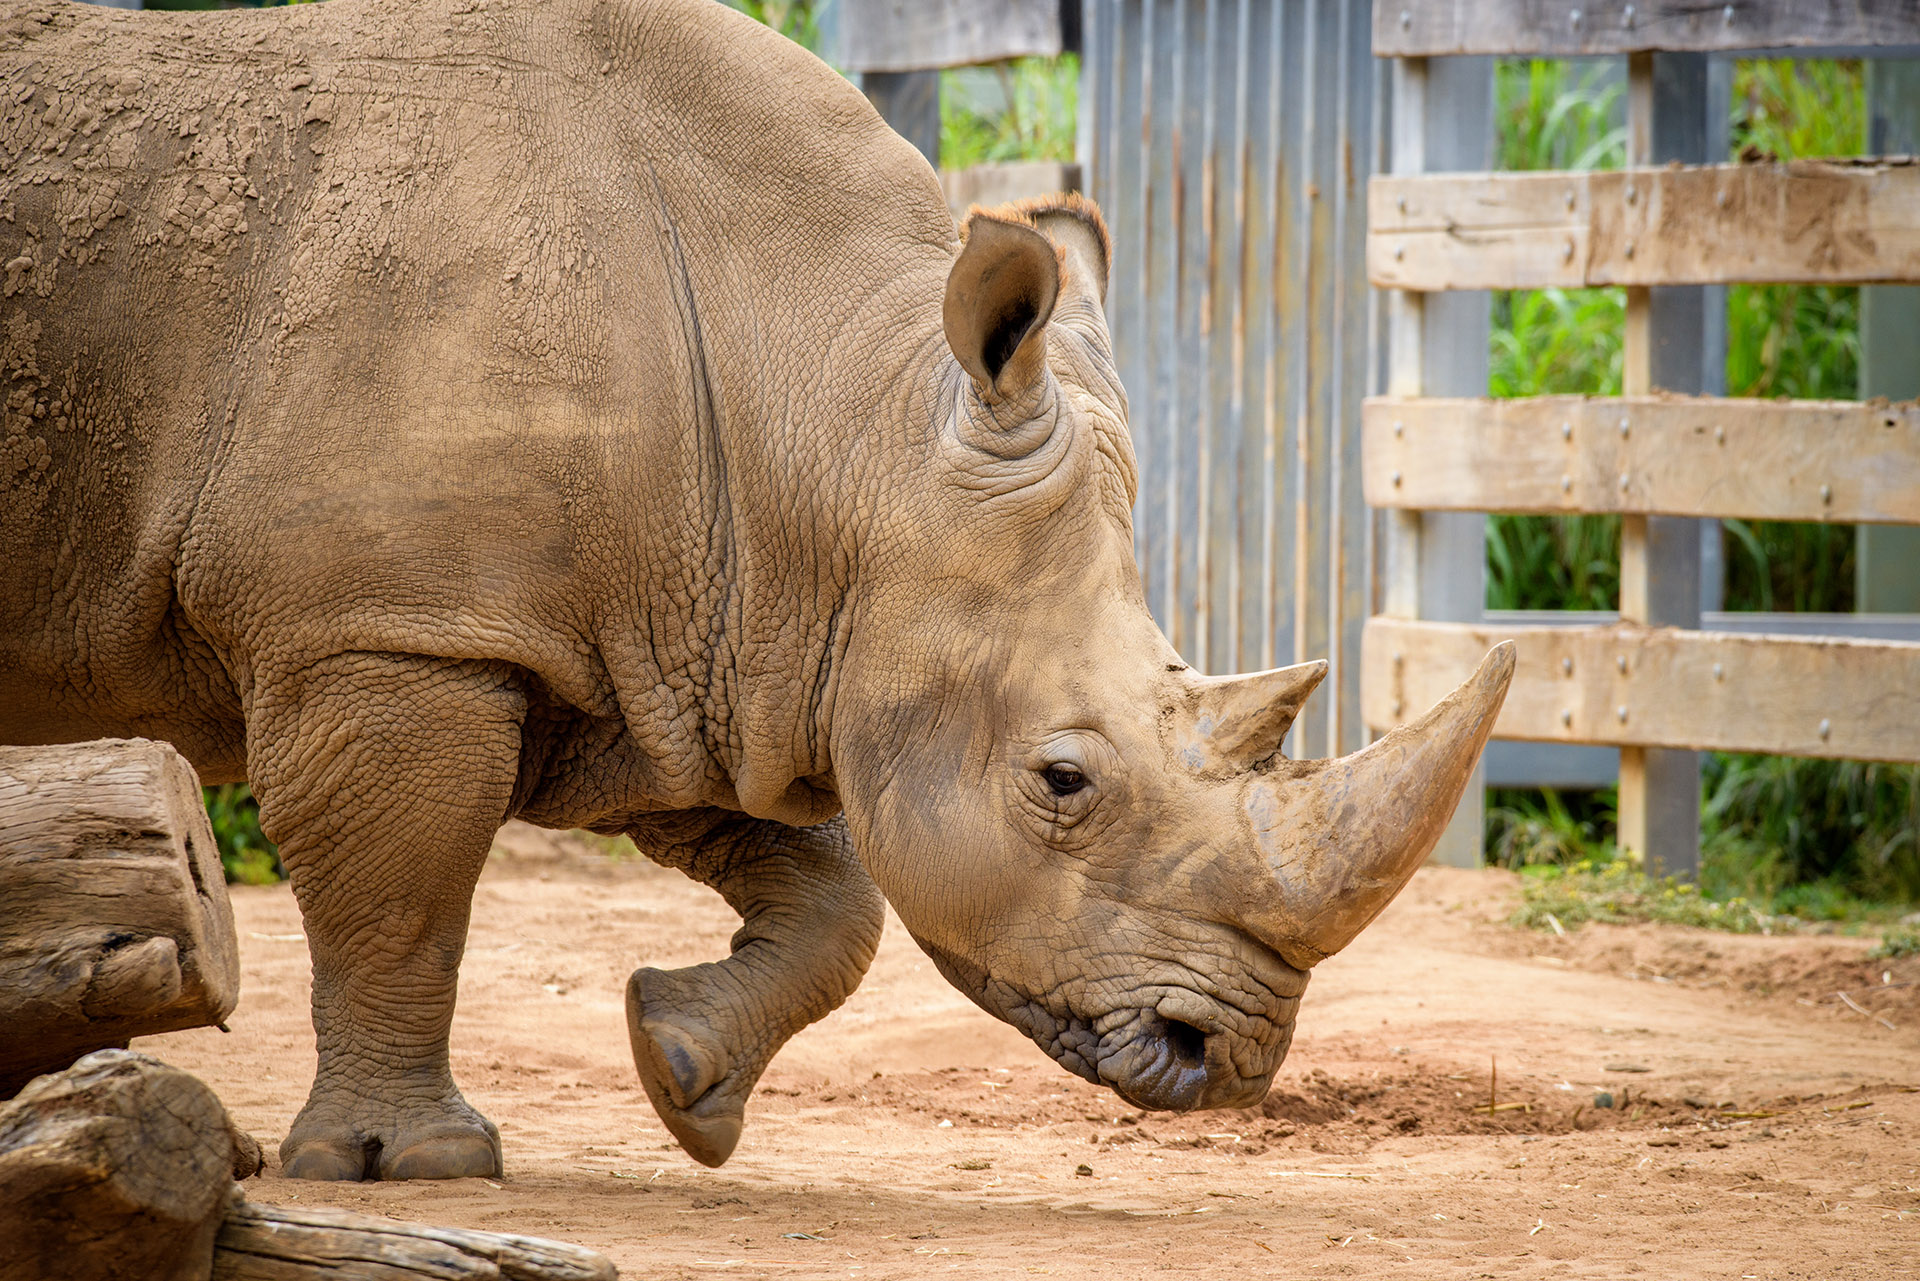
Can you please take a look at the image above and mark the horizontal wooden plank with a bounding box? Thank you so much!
[1374,0,1920,57]
[1369,162,1920,289]
[834,0,1061,72]
[1491,609,1920,643]
[939,161,1081,217]
[1362,395,1920,523]
[1362,617,1920,761]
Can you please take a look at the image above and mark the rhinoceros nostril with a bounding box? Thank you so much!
[1161,1017,1207,1069]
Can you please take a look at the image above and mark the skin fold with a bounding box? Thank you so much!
[0,0,1507,1179]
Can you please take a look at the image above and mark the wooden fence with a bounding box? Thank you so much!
[1366,2,1920,876]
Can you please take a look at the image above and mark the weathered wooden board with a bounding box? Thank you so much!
[833,0,1061,72]
[0,1050,238,1281]
[1369,162,1920,290]
[940,161,1081,217]
[0,739,241,1097]
[1362,394,1920,523]
[213,1201,619,1281]
[1362,617,1920,761]
[1374,0,1920,58]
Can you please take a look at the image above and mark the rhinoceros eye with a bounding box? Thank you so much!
[1042,763,1087,797]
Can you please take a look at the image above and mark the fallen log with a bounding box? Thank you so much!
[212,1202,620,1281]
[1,1051,612,1281]
[0,1050,238,1281]
[0,738,241,1096]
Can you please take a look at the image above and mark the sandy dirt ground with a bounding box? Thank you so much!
[146,825,1920,1279]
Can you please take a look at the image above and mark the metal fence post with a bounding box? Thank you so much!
[1859,60,1920,612]
[1384,54,1493,868]
[1616,52,1713,881]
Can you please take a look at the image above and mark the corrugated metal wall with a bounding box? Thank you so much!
[1079,0,1380,759]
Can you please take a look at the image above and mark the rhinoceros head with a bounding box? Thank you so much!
[831,196,1513,1113]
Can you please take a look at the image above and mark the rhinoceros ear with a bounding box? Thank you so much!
[944,211,1060,404]
[1024,193,1111,306]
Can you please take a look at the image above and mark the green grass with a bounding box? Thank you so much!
[939,56,1079,171]
[1496,58,1626,173]
[1870,927,1920,961]
[1511,860,1778,935]
[1702,755,1920,906]
[1487,787,1616,869]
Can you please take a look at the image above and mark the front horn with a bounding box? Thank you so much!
[1231,643,1515,972]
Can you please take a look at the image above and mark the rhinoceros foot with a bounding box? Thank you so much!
[281,1093,502,1181]
[626,966,753,1167]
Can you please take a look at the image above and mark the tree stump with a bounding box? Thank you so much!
[0,1050,238,1281]
[0,739,241,1096]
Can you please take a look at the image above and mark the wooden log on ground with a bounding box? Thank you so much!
[0,739,241,1096]
[0,1050,606,1281]
[0,1049,239,1281]
[212,1201,620,1281]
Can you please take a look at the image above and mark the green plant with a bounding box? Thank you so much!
[1495,58,1625,173]
[1487,787,1616,868]
[1701,755,1920,905]
[1487,60,1627,614]
[1869,927,1920,961]
[1485,507,1620,613]
[1512,860,1780,934]
[1720,517,1855,613]
[204,785,282,885]
[939,56,1078,170]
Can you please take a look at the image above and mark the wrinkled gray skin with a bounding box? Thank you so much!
[0,0,1509,1179]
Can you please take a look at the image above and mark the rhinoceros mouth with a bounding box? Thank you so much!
[909,933,1295,1113]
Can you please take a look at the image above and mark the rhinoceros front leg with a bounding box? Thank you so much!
[629,815,883,1166]
[246,653,525,1181]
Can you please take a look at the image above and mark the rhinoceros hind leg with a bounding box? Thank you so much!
[250,652,524,1182]
[629,817,883,1167]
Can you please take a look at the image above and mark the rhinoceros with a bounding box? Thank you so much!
[0,0,1511,1179]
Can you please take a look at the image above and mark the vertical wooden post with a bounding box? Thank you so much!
[1858,59,1920,612]
[1617,52,1707,880]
